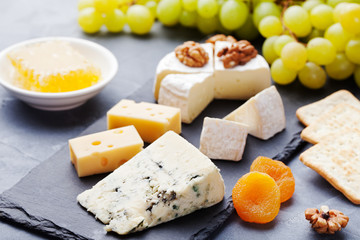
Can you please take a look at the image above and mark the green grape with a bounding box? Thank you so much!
[78,0,94,10]
[307,37,336,65]
[302,0,322,12]
[310,4,334,30]
[324,23,353,52]
[118,0,132,13]
[183,0,197,11]
[274,35,295,56]
[258,16,283,38]
[145,1,157,18]
[234,14,259,41]
[94,0,118,13]
[281,42,307,71]
[345,38,360,64]
[262,36,279,64]
[179,10,197,27]
[354,65,360,88]
[271,58,298,85]
[325,53,355,80]
[197,15,217,34]
[126,5,154,35]
[197,0,218,18]
[283,6,312,37]
[298,62,327,89]
[104,9,126,33]
[339,4,360,34]
[215,16,232,34]
[78,7,104,33]
[252,2,281,27]
[327,0,353,8]
[219,0,248,30]
[302,28,324,43]
[157,0,182,26]
[333,2,352,22]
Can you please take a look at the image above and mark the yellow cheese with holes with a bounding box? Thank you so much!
[107,99,181,143]
[69,125,143,177]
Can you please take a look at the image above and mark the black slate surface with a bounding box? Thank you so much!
[1,76,360,239]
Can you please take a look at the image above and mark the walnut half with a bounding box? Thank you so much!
[175,41,209,67]
[217,40,258,68]
[206,34,237,45]
[305,205,349,234]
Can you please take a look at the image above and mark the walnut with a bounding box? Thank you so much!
[175,41,209,67]
[206,34,237,45]
[217,40,258,68]
[305,205,349,234]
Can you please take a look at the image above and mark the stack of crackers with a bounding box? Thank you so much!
[297,90,360,205]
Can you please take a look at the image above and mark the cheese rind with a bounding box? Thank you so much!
[199,117,248,161]
[158,73,214,124]
[107,99,181,143]
[224,86,286,140]
[77,131,225,235]
[214,41,271,100]
[69,125,143,177]
[154,43,214,100]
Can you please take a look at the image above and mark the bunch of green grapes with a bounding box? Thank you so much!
[259,0,360,89]
[78,0,157,34]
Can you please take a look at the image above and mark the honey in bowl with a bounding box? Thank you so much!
[7,40,101,93]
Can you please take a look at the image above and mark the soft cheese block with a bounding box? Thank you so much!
[69,125,143,177]
[214,41,271,100]
[107,99,181,143]
[224,86,286,140]
[158,73,214,124]
[199,117,248,161]
[154,43,214,100]
[77,131,225,235]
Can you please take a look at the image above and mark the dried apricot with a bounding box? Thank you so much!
[232,171,281,223]
[250,156,295,203]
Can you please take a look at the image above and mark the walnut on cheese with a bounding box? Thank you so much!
[206,34,237,45]
[305,205,349,234]
[217,40,258,68]
[175,41,209,67]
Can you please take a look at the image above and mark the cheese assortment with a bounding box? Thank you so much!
[107,99,181,143]
[154,43,214,100]
[224,86,286,140]
[213,41,271,100]
[158,73,214,124]
[69,125,143,177]
[77,131,225,235]
[199,117,248,161]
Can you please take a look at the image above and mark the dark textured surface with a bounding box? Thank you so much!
[1,0,360,239]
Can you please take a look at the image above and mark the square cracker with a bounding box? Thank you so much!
[296,90,360,126]
[300,129,360,204]
[301,103,360,144]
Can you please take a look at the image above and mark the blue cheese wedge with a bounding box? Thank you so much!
[158,73,214,124]
[77,131,225,235]
[154,43,214,101]
[224,86,286,140]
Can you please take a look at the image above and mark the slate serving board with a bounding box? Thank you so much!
[1,78,360,240]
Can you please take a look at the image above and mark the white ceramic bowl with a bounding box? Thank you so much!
[0,37,118,111]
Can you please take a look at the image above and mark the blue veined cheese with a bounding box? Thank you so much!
[224,86,286,140]
[77,131,225,235]
[153,43,214,101]
[158,73,214,124]
[214,41,271,100]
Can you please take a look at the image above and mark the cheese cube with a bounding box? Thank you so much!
[199,117,248,161]
[158,73,214,124]
[154,43,214,100]
[224,86,286,140]
[214,41,271,100]
[69,125,143,177]
[107,99,181,143]
[77,131,225,235]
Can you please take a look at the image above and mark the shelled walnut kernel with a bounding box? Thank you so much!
[206,34,237,45]
[175,41,209,67]
[217,40,258,68]
[305,206,349,234]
